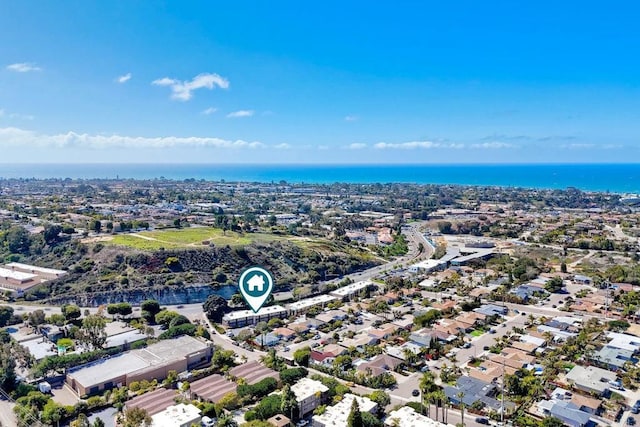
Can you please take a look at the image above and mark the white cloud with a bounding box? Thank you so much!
[374,141,464,149]
[561,143,595,149]
[317,145,329,150]
[0,127,265,149]
[116,73,132,83]
[274,143,291,149]
[226,110,254,118]
[6,62,42,72]
[346,143,367,150]
[0,109,34,120]
[152,72,229,101]
[469,142,514,149]
[344,115,358,122]
[201,107,218,115]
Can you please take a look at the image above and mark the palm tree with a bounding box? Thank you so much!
[433,390,447,423]
[457,391,465,427]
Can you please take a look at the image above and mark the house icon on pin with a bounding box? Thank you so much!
[247,274,265,292]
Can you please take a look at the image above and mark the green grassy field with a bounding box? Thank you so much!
[109,227,283,250]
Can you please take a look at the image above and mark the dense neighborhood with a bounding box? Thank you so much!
[1,179,640,427]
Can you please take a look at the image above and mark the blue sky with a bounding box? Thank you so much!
[1,1,639,163]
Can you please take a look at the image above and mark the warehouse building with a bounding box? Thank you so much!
[66,336,211,396]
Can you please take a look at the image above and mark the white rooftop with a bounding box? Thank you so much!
[312,394,377,426]
[0,268,36,282]
[68,336,208,388]
[5,262,66,276]
[151,403,201,427]
[411,259,446,270]
[330,281,372,297]
[606,332,640,352]
[223,305,287,321]
[385,406,454,427]
[291,377,328,403]
[287,295,336,311]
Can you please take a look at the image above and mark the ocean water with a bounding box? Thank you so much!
[0,163,639,193]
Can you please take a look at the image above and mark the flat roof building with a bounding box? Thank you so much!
[0,262,67,295]
[66,336,211,396]
[312,394,377,427]
[385,406,454,427]
[151,403,201,427]
[291,377,328,417]
[222,305,288,328]
[286,295,337,314]
[329,281,373,300]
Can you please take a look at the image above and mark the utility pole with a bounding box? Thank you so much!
[604,280,611,320]
[501,354,505,426]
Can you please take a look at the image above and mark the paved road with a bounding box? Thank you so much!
[0,400,17,427]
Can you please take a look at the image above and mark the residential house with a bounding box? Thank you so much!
[356,354,403,376]
[272,328,297,341]
[565,365,617,396]
[537,400,592,427]
[291,378,328,417]
[443,376,515,413]
[310,344,347,367]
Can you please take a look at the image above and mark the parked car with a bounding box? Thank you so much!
[476,417,490,425]
[609,380,624,390]
[628,417,636,426]
[296,421,309,427]
[489,329,496,334]
[483,345,490,351]
[412,389,420,397]
[201,416,215,427]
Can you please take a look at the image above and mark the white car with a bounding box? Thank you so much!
[296,421,309,427]
[201,416,215,427]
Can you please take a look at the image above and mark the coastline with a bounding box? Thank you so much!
[1,163,639,194]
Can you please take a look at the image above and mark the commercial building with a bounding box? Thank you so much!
[312,394,377,427]
[0,262,67,295]
[291,378,328,417]
[66,336,212,396]
[151,403,201,427]
[222,305,288,328]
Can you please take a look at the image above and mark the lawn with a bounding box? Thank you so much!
[109,227,284,250]
[470,329,484,337]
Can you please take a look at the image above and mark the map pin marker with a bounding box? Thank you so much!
[239,266,274,313]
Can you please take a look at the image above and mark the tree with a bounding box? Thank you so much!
[542,417,565,427]
[155,310,180,328]
[122,407,152,427]
[361,412,384,427]
[78,314,107,350]
[280,384,298,421]
[0,343,17,391]
[62,304,82,322]
[28,309,46,328]
[0,306,14,327]
[545,276,564,293]
[217,413,238,427]
[293,346,311,367]
[91,220,102,233]
[42,400,67,427]
[347,398,363,427]
[368,390,390,414]
[43,224,63,245]
[140,300,161,324]
[203,294,229,323]
[92,418,105,427]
